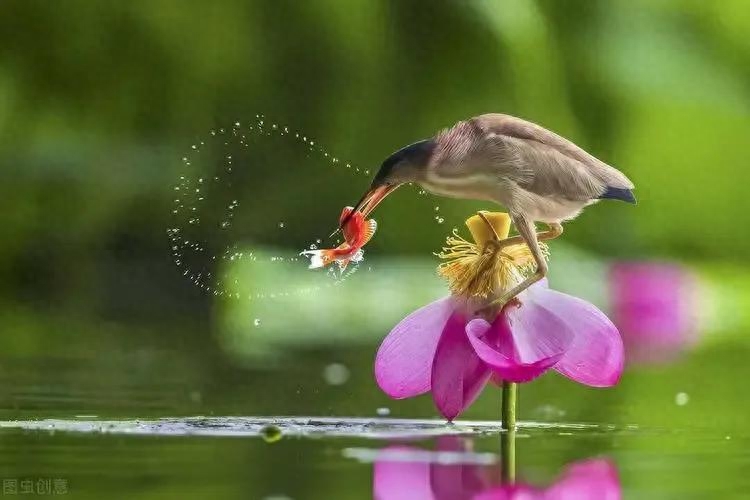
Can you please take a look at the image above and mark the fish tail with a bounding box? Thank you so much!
[336,248,363,272]
[300,249,334,269]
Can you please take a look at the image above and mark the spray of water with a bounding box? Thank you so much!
[167,115,448,302]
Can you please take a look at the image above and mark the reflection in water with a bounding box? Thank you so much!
[371,436,620,500]
[610,262,701,364]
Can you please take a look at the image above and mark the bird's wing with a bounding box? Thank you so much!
[483,134,606,201]
[474,114,634,192]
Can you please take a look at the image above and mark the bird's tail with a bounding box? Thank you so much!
[599,186,636,204]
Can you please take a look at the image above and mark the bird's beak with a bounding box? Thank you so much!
[340,184,398,229]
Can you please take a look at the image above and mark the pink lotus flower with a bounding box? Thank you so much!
[373,438,620,500]
[610,261,700,364]
[375,280,623,420]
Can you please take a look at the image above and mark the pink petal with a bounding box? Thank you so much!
[373,446,434,500]
[430,460,487,499]
[466,318,564,383]
[431,312,491,421]
[535,288,624,387]
[545,458,621,500]
[375,296,456,398]
[429,437,490,498]
[504,286,576,364]
[489,372,504,386]
[473,484,541,500]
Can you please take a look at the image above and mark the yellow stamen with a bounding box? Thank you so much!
[436,211,547,298]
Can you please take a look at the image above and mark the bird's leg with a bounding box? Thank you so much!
[486,221,563,249]
[537,222,563,243]
[479,216,559,315]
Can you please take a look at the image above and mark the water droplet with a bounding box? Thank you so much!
[376,407,391,416]
[254,318,261,327]
[198,178,203,184]
[315,239,322,244]
[675,392,689,406]
[235,121,241,127]
[435,216,444,224]
[278,221,285,228]
[323,363,350,386]
[191,144,197,150]
[434,206,440,211]
[220,221,231,229]
[174,186,180,191]
[309,244,318,250]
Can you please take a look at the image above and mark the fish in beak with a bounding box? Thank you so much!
[340,183,399,231]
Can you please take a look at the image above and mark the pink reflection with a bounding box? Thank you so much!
[610,262,701,364]
[373,438,620,500]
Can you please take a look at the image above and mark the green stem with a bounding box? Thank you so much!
[501,381,517,431]
[501,381,517,483]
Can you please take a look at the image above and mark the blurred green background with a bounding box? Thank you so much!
[1,1,749,498]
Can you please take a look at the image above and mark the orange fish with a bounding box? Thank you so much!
[301,206,377,270]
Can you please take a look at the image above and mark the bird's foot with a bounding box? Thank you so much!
[475,271,545,317]
[474,294,521,317]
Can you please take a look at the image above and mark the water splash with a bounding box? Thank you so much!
[168,115,455,303]
[168,116,373,301]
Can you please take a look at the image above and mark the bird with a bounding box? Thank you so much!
[342,113,636,312]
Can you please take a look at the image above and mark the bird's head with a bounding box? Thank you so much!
[340,139,435,229]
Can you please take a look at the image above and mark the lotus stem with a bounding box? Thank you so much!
[501,381,517,483]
